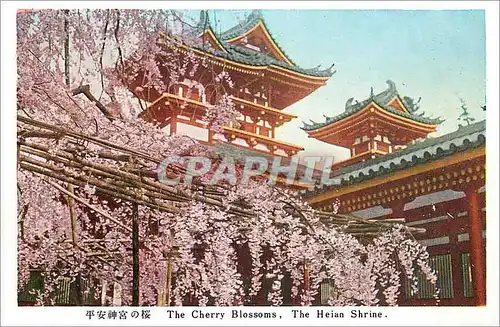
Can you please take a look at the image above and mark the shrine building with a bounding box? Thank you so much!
[301,81,486,306]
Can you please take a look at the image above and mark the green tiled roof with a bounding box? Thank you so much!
[190,10,334,78]
[191,37,334,78]
[301,80,444,131]
[219,10,264,41]
[301,120,486,198]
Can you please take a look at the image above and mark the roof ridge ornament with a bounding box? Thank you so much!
[308,63,335,74]
[386,79,397,93]
[248,9,264,22]
[201,10,210,26]
[323,114,333,121]
[199,10,208,22]
[195,10,212,34]
[402,96,421,113]
[345,97,354,110]
[301,121,314,130]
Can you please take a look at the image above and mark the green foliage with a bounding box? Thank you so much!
[457,98,475,126]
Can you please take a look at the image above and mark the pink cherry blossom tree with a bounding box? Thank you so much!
[17,9,438,307]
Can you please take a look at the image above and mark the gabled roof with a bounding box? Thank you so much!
[219,10,265,41]
[193,11,227,52]
[161,10,335,86]
[301,80,444,131]
[218,10,295,66]
[189,10,335,78]
[184,12,335,79]
[301,120,486,197]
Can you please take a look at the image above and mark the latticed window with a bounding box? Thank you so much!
[405,254,454,299]
[281,273,293,306]
[320,279,338,304]
[18,270,96,305]
[52,277,96,305]
[18,270,44,303]
[460,253,474,298]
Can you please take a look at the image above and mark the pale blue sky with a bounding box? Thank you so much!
[182,9,486,159]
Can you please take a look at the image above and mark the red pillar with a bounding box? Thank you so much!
[267,83,272,108]
[390,201,406,219]
[466,189,486,306]
[450,247,463,304]
[170,114,177,136]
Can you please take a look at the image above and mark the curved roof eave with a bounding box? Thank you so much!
[301,120,486,198]
[301,98,444,132]
[189,41,335,79]
[188,10,335,79]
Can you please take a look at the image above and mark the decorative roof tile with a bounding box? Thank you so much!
[191,39,335,78]
[219,10,264,41]
[194,10,212,34]
[301,80,444,131]
[221,10,297,67]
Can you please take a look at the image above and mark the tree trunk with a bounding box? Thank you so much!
[132,203,140,306]
[64,10,70,86]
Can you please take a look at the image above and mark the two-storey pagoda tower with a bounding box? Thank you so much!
[132,10,335,158]
[302,80,444,169]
